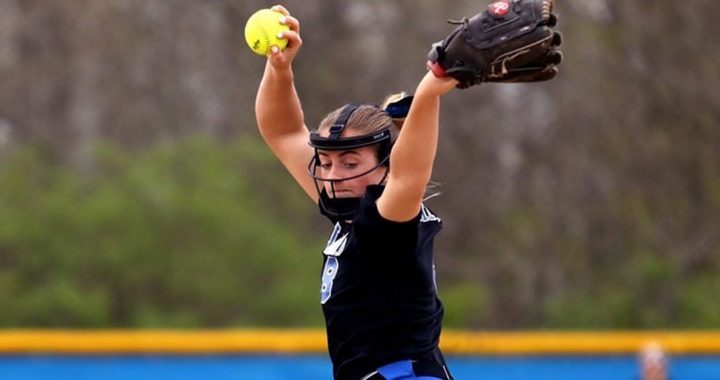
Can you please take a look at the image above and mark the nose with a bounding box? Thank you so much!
[325,164,346,182]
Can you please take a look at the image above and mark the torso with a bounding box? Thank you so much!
[319,185,445,379]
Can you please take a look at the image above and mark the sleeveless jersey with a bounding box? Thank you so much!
[319,185,445,379]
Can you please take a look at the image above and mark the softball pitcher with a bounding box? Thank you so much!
[253,2,561,378]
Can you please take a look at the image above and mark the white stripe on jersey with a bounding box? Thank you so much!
[420,204,441,223]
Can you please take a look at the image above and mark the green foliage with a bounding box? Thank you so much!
[0,137,323,328]
[1,137,719,329]
[677,276,720,328]
[441,283,490,327]
[1,0,720,330]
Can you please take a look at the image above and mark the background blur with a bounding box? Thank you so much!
[0,0,719,331]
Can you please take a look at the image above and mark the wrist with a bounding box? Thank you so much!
[265,61,294,82]
[417,71,458,97]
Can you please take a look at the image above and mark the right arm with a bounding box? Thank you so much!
[254,6,318,202]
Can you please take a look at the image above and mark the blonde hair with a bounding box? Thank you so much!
[316,92,410,141]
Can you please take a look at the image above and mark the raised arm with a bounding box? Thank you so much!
[376,72,457,222]
[254,6,318,202]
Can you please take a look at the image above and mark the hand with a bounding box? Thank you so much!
[267,5,303,71]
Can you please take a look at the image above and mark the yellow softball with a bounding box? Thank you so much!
[244,9,290,56]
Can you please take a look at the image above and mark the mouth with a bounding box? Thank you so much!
[330,189,355,198]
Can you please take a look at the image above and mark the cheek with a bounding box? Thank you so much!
[367,165,387,183]
[352,176,372,189]
[352,168,385,189]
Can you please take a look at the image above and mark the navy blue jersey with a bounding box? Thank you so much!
[319,185,445,379]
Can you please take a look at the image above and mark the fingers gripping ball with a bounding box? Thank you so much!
[244,9,289,56]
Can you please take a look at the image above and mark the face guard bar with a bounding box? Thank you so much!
[307,104,393,221]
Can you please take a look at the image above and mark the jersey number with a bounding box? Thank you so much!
[321,257,339,304]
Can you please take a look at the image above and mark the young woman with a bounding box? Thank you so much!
[254,5,457,380]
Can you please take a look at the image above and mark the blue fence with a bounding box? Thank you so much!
[2,355,719,380]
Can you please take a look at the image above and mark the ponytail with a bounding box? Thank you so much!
[381,92,413,130]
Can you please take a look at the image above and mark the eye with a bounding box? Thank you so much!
[344,163,358,169]
[319,162,332,170]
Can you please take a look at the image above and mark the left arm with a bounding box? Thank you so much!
[376,72,457,222]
